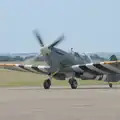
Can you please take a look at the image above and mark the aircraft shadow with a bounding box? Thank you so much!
[9,85,120,90]
[51,87,120,90]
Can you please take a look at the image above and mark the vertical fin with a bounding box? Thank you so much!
[109,55,117,61]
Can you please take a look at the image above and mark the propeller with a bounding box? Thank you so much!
[33,30,64,56]
[48,35,64,49]
[33,30,44,47]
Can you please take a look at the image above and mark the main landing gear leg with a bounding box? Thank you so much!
[69,78,78,89]
[43,73,52,89]
[43,71,58,89]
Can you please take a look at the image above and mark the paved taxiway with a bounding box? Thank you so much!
[0,85,120,120]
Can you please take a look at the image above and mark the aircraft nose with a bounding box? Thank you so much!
[40,47,51,56]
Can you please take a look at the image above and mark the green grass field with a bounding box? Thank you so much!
[0,69,120,86]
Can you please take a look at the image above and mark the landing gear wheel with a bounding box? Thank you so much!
[109,83,112,88]
[43,79,51,89]
[69,78,78,89]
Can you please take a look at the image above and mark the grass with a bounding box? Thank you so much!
[0,70,120,86]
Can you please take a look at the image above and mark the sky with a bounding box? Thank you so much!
[0,0,120,54]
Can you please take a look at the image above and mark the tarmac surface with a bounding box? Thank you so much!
[0,85,120,120]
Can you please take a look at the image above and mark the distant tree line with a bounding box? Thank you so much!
[0,55,44,62]
[0,56,24,61]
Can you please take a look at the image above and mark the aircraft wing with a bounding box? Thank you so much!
[0,63,50,75]
[72,61,120,75]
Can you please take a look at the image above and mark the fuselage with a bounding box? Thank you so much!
[45,47,91,73]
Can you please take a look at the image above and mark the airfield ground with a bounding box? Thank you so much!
[0,69,120,86]
[0,70,120,120]
[1,86,120,120]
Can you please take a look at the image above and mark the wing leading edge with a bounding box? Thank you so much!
[0,63,50,74]
[72,60,120,75]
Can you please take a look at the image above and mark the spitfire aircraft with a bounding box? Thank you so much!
[0,30,120,89]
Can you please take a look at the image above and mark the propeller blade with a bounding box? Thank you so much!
[48,35,64,49]
[33,30,44,47]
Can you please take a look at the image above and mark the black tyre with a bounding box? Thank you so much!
[69,79,78,89]
[109,83,112,88]
[43,79,51,89]
[68,78,73,85]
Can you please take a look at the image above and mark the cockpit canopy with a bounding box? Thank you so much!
[71,51,92,63]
